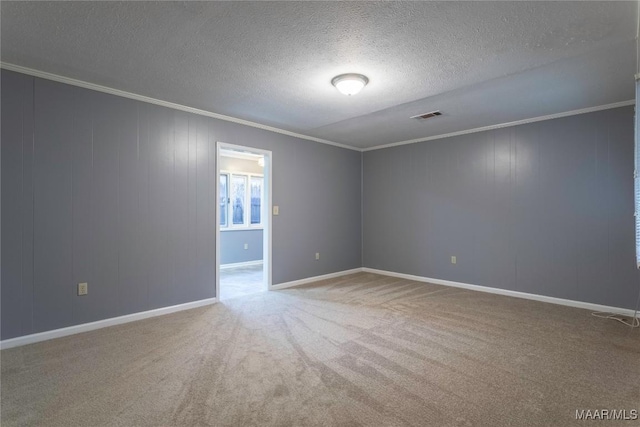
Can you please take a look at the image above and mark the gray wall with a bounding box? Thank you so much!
[220,230,263,265]
[1,69,362,340]
[5,66,632,341]
[363,106,638,309]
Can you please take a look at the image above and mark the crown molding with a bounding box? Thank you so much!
[0,62,361,152]
[362,99,636,152]
[3,63,634,154]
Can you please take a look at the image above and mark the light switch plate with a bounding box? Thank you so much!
[273,206,279,215]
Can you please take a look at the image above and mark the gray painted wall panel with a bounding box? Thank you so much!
[20,74,35,336]
[605,110,637,306]
[0,73,27,335]
[220,230,263,265]
[70,88,94,324]
[135,104,151,313]
[205,123,217,299]
[512,124,544,295]
[117,100,146,316]
[363,106,637,309]
[33,78,75,332]
[1,70,361,340]
[194,116,213,300]
[186,116,198,300]
[90,92,123,322]
[146,104,173,310]
[172,112,187,305]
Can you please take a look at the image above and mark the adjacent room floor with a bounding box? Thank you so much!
[219,263,264,300]
[1,273,639,426]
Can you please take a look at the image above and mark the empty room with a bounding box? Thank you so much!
[1,1,639,426]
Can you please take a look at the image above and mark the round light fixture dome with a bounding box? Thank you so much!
[331,73,369,96]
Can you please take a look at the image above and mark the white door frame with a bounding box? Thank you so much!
[216,141,273,299]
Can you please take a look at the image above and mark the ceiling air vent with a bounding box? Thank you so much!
[410,111,442,120]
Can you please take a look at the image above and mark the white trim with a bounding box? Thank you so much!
[0,298,217,350]
[362,268,637,317]
[265,148,273,291]
[220,260,263,270]
[0,62,359,152]
[4,63,634,154]
[216,142,273,298]
[271,268,364,290]
[4,268,632,349]
[216,145,221,300]
[363,100,636,152]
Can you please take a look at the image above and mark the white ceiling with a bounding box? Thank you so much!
[1,1,637,150]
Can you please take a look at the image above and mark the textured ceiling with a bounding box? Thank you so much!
[1,1,637,149]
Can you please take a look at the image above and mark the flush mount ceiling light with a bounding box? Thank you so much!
[331,73,369,96]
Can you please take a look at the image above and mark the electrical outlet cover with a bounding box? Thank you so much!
[78,282,88,296]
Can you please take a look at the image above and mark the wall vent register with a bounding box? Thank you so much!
[410,111,442,120]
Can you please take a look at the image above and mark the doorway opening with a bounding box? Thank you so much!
[216,142,272,300]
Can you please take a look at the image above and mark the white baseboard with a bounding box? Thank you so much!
[4,268,634,350]
[0,297,218,350]
[362,268,638,317]
[220,260,263,270]
[271,268,364,290]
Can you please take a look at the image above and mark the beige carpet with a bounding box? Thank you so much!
[1,272,639,426]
